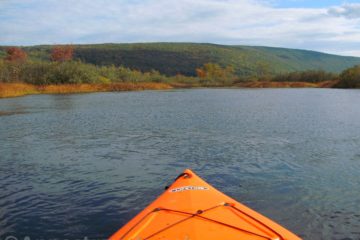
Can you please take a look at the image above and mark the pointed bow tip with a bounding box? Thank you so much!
[184,168,193,173]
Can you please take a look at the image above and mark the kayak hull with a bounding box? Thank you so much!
[110,169,301,240]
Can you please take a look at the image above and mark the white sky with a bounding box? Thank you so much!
[1,0,360,56]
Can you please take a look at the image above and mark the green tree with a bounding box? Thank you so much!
[336,65,360,88]
[255,61,270,79]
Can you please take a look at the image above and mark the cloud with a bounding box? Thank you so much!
[1,0,360,56]
[328,3,360,19]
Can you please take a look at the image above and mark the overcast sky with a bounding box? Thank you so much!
[1,0,360,56]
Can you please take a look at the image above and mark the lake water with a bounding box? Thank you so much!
[1,89,360,240]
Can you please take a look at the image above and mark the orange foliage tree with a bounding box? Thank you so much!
[5,47,27,62]
[196,68,206,78]
[51,45,74,62]
[196,63,235,85]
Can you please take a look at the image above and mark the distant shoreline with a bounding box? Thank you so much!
[234,80,338,88]
[0,81,341,98]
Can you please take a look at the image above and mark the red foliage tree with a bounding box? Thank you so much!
[51,45,74,62]
[5,47,28,62]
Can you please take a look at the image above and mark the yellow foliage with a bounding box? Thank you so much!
[98,76,111,84]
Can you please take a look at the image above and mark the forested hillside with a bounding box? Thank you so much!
[1,43,359,77]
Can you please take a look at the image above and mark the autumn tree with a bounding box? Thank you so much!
[5,47,27,62]
[335,65,360,88]
[196,63,236,85]
[196,68,206,78]
[51,45,74,62]
[2,47,28,82]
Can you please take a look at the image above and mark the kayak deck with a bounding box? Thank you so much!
[109,169,301,240]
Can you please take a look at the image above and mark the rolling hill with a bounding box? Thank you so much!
[2,43,360,77]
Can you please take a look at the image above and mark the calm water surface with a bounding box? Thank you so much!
[1,89,360,240]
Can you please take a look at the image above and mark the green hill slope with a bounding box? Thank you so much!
[2,43,360,77]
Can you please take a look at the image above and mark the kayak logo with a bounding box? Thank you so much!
[169,186,209,193]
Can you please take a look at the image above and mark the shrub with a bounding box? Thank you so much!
[196,63,236,86]
[336,65,360,88]
[272,70,338,83]
[45,61,100,84]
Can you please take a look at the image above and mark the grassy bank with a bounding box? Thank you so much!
[0,82,172,98]
[0,80,340,98]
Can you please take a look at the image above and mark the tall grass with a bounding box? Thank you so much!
[0,83,38,98]
[0,82,172,98]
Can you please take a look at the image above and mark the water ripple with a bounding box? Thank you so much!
[1,89,360,239]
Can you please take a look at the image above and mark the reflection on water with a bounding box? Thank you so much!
[48,94,76,110]
[1,89,360,240]
[0,111,27,116]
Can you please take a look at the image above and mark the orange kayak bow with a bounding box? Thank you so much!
[110,169,301,240]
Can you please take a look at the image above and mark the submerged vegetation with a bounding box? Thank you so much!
[0,44,359,97]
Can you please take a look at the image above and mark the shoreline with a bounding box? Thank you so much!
[0,81,339,98]
[234,80,338,88]
[0,82,173,98]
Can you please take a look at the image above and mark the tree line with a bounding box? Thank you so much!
[1,46,359,88]
[0,46,236,86]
